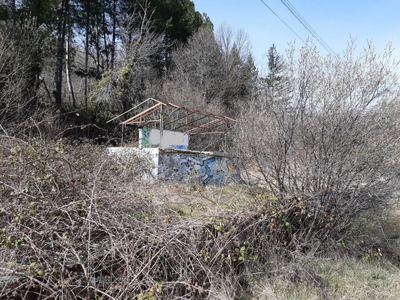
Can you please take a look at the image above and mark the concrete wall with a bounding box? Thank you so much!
[107,147,239,185]
[107,147,159,179]
[158,150,238,185]
[139,127,189,150]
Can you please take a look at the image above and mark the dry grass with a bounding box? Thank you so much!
[154,183,252,217]
[241,206,400,300]
[250,256,400,300]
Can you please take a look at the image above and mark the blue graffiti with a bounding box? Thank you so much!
[160,154,230,185]
[171,145,188,150]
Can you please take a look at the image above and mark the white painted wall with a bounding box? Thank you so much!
[107,147,159,179]
[139,128,189,150]
[107,147,240,185]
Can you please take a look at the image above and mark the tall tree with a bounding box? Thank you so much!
[84,0,90,108]
[3,0,57,109]
[120,0,205,70]
[54,0,68,108]
[0,20,45,126]
[65,0,76,107]
[132,0,203,44]
[264,43,284,89]
[262,44,288,108]
[20,0,58,28]
[170,27,224,104]
[216,25,256,110]
[110,0,118,70]
[92,5,165,111]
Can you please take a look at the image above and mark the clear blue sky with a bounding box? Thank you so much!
[192,0,400,66]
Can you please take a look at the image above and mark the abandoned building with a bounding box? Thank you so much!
[107,98,239,185]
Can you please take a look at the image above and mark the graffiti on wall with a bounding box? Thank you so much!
[158,152,237,185]
[107,147,239,185]
[140,127,154,148]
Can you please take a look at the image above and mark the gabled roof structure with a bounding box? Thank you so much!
[107,98,237,135]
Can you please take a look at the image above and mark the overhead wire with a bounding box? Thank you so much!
[259,0,335,55]
[259,0,305,43]
[280,0,335,54]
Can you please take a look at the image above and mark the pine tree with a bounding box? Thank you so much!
[264,43,283,89]
[261,43,291,109]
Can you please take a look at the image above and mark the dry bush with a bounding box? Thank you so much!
[0,135,270,299]
[0,136,198,298]
[0,133,328,299]
[234,40,400,251]
[0,22,44,128]
[93,5,165,113]
[3,132,397,299]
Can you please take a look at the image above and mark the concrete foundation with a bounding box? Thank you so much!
[107,147,240,185]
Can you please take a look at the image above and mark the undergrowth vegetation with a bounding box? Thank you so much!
[1,134,400,299]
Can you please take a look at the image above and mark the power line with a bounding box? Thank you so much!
[259,0,305,43]
[281,0,334,53]
[280,0,335,54]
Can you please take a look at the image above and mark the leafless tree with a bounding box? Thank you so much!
[166,24,256,114]
[93,3,165,113]
[215,23,256,110]
[235,40,400,248]
[0,22,43,128]
[216,23,251,62]
[167,27,224,108]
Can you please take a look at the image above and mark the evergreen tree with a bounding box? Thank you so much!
[201,13,213,30]
[54,0,68,108]
[264,43,283,89]
[263,44,289,108]
[137,0,203,44]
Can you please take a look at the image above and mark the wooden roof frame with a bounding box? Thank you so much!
[107,98,237,135]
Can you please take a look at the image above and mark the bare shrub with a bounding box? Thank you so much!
[93,5,165,113]
[3,131,397,298]
[234,40,400,250]
[0,22,44,128]
[0,136,194,298]
[0,135,257,299]
[0,133,317,298]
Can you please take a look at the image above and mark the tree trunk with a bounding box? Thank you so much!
[84,0,90,109]
[102,8,109,70]
[95,3,100,75]
[7,0,16,28]
[54,0,68,109]
[110,0,117,70]
[66,27,76,107]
